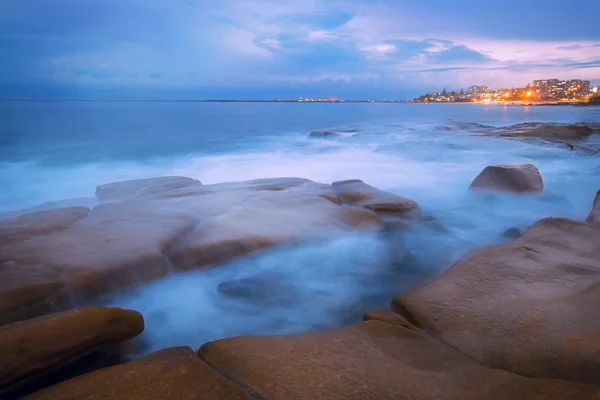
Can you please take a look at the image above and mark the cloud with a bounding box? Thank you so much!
[219,26,275,58]
[360,44,397,60]
[557,44,584,51]
[1,0,600,98]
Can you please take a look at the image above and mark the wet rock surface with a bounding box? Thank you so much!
[23,347,254,400]
[394,215,600,384]
[469,164,544,194]
[0,307,143,399]
[0,177,394,325]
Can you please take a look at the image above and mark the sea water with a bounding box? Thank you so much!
[1,101,599,354]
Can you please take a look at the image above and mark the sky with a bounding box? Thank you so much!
[1,0,600,100]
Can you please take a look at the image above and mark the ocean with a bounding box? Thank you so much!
[2,101,599,354]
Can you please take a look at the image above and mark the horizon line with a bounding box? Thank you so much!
[0,98,412,103]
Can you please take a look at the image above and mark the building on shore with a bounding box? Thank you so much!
[413,78,593,103]
[468,85,488,94]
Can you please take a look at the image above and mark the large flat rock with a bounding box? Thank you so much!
[199,319,599,400]
[24,346,254,400]
[0,206,90,247]
[0,307,143,398]
[0,177,389,324]
[394,216,600,384]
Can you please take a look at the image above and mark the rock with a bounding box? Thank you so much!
[0,201,199,325]
[309,130,339,138]
[0,177,383,324]
[441,122,600,153]
[469,164,544,194]
[332,180,421,227]
[0,307,144,398]
[501,227,522,239]
[498,122,600,141]
[0,198,97,222]
[420,215,450,233]
[23,346,254,400]
[362,309,417,328]
[217,273,300,307]
[0,206,90,247]
[95,176,202,201]
[394,216,600,384]
[309,128,360,138]
[199,320,599,400]
[587,189,600,224]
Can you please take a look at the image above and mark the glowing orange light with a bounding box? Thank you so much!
[504,93,510,97]
[526,91,532,97]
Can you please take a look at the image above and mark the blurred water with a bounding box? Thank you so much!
[1,101,599,354]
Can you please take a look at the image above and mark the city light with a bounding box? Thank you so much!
[411,79,594,104]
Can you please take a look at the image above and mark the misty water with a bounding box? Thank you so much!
[2,101,599,355]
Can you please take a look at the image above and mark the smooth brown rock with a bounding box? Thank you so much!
[0,201,198,324]
[24,346,254,400]
[95,176,202,201]
[0,307,144,398]
[394,217,600,384]
[469,164,544,194]
[587,189,600,224]
[199,320,599,400]
[0,177,383,324]
[332,180,421,227]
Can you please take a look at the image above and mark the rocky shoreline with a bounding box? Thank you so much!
[0,172,599,399]
[310,122,600,155]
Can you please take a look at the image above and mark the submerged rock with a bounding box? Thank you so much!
[501,227,522,239]
[587,189,600,224]
[332,180,421,227]
[198,320,598,400]
[309,128,360,138]
[217,274,300,306]
[0,177,385,324]
[0,307,143,398]
[24,346,254,400]
[469,164,544,194]
[394,211,600,383]
[420,215,450,233]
